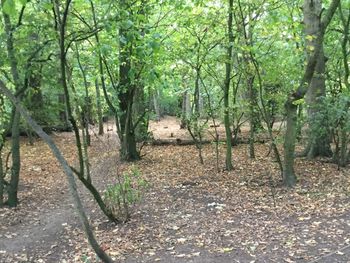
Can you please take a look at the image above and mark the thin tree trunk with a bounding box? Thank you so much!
[54,0,117,222]
[338,3,350,167]
[75,44,91,146]
[180,90,187,128]
[224,0,234,171]
[0,142,4,206]
[2,4,22,207]
[248,76,255,158]
[153,90,161,121]
[95,79,104,135]
[90,0,104,136]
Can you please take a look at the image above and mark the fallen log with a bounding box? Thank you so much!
[148,136,268,146]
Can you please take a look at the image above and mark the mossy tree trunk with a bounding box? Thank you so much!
[304,0,332,158]
[283,0,340,186]
[338,3,350,167]
[117,0,140,161]
[0,139,4,207]
[2,3,22,207]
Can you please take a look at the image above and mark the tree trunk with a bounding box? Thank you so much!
[283,101,298,186]
[117,0,140,161]
[304,0,332,158]
[76,45,91,146]
[119,92,139,161]
[223,0,234,171]
[95,79,104,135]
[0,80,114,263]
[153,89,161,121]
[54,0,118,222]
[0,142,4,207]
[338,3,350,167]
[134,84,147,142]
[248,76,255,159]
[2,4,22,207]
[7,109,20,207]
[282,0,340,186]
[90,0,104,136]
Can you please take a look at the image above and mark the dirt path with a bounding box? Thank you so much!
[0,203,76,262]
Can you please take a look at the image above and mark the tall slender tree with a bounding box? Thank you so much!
[223,0,234,170]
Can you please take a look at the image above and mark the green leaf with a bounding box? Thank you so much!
[3,0,16,16]
[42,1,53,10]
[292,98,304,106]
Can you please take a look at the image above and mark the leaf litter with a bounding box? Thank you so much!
[1,122,350,262]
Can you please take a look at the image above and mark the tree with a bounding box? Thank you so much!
[303,0,332,158]
[0,80,114,263]
[223,0,234,170]
[117,0,141,161]
[283,0,340,187]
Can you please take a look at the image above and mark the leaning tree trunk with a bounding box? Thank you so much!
[304,0,332,158]
[0,80,114,263]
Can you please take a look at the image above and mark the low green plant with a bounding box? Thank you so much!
[104,166,148,222]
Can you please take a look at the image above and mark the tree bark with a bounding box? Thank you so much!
[283,0,340,186]
[248,76,256,159]
[0,141,4,206]
[338,3,350,167]
[2,3,22,207]
[95,79,104,135]
[223,0,234,171]
[180,89,191,128]
[134,84,148,142]
[117,0,140,161]
[90,0,104,136]
[304,0,332,158]
[75,44,91,146]
[7,110,20,206]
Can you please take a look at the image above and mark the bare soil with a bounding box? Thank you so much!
[1,117,350,263]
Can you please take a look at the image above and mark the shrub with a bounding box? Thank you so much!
[104,166,148,222]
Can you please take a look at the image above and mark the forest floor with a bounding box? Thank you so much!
[1,116,350,263]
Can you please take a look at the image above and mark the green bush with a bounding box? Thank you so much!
[104,166,148,222]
